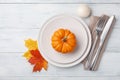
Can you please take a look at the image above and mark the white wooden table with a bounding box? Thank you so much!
[0,0,120,80]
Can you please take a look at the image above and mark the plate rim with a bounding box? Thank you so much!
[39,15,89,64]
[38,14,92,67]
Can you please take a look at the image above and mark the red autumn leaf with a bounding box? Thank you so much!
[28,49,48,72]
[30,50,42,58]
[33,62,42,72]
[29,57,41,65]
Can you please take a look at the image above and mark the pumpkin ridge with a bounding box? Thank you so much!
[51,41,61,48]
[57,29,65,38]
[67,40,76,47]
[55,42,63,52]
[64,29,70,37]
[61,43,67,53]
[52,35,60,41]
[64,43,73,52]
[67,33,75,39]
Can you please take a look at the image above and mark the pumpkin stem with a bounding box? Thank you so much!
[62,36,67,42]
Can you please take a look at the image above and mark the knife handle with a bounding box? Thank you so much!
[90,42,103,71]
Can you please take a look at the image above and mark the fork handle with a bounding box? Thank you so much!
[85,35,98,69]
[90,42,102,71]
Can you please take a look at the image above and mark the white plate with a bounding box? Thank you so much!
[39,15,88,63]
[38,14,92,67]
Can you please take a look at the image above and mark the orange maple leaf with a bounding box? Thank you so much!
[33,62,42,72]
[28,50,48,72]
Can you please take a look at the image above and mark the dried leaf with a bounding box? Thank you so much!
[25,39,38,50]
[33,62,42,72]
[23,39,48,72]
[30,50,42,59]
[28,50,48,72]
[29,57,40,65]
[23,51,32,60]
[43,61,48,71]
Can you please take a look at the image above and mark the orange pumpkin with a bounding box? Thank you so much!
[51,28,76,53]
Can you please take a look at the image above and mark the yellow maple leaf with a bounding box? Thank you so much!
[25,39,38,50]
[23,51,32,60]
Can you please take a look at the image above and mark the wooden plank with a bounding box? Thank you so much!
[0,76,120,80]
[0,28,119,52]
[91,0,120,4]
[0,3,119,79]
[0,4,119,52]
[0,0,119,4]
[0,52,120,76]
[0,29,39,52]
[0,4,119,29]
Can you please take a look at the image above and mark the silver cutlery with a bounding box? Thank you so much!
[85,15,106,69]
[90,15,115,71]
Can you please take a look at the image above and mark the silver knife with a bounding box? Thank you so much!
[90,15,115,70]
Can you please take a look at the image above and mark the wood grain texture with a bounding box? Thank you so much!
[0,28,119,52]
[0,4,119,52]
[0,52,120,76]
[0,4,119,29]
[0,2,119,80]
[1,77,120,80]
[0,0,120,4]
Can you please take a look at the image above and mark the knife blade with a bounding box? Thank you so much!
[100,15,115,44]
[90,15,115,70]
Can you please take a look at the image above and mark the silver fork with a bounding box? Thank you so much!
[85,15,106,69]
